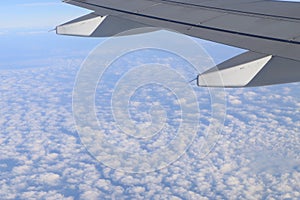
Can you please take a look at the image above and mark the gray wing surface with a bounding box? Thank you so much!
[57,0,300,87]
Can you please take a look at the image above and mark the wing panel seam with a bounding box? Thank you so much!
[69,0,300,45]
[155,0,300,21]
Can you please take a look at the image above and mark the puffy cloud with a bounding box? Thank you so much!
[38,173,61,186]
[1,52,299,199]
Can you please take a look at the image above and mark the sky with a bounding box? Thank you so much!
[0,0,89,30]
[1,0,300,199]
[0,0,102,70]
[0,0,244,69]
[1,0,300,30]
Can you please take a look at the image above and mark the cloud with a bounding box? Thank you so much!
[38,173,61,186]
[16,30,49,35]
[229,97,242,105]
[0,52,299,199]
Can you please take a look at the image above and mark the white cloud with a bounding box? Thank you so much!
[39,173,61,186]
[12,165,31,175]
[16,30,49,35]
[80,190,101,200]
[230,98,242,105]
[0,54,299,199]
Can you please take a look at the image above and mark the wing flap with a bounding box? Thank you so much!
[56,13,105,36]
[198,52,272,87]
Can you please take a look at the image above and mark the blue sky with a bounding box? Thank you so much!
[2,0,300,31]
[0,0,102,69]
[0,0,88,30]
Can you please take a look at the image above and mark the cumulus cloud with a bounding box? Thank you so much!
[38,173,61,186]
[0,50,299,199]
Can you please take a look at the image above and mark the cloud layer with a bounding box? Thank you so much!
[0,54,299,199]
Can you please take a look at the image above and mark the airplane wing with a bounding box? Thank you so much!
[57,0,300,87]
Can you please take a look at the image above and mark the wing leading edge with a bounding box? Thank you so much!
[57,0,300,87]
